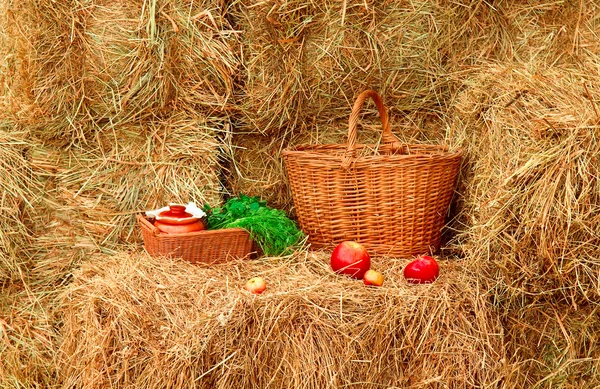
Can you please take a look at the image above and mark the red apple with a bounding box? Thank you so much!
[330,241,371,279]
[403,255,439,284]
[363,269,384,287]
[244,277,267,294]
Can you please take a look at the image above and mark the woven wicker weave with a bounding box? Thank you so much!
[137,215,254,264]
[282,89,463,257]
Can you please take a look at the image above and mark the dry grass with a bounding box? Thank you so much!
[0,0,10,112]
[58,251,504,389]
[232,0,447,135]
[1,0,239,145]
[226,133,296,212]
[1,0,89,144]
[84,0,240,123]
[449,62,600,309]
[1,1,600,388]
[231,0,600,136]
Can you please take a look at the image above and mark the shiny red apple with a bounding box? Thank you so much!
[244,277,267,294]
[403,255,439,284]
[330,241,371,279]
[363,269,384,287]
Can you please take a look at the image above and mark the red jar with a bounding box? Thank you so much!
[153,204,205,234]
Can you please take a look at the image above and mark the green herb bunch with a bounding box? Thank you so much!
[203,195,305,256]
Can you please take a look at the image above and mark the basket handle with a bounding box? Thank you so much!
[137,214,161,236]
[342,89,400,168]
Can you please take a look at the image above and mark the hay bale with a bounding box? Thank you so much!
[84,0,239,123]
[496,0,600,64]
[25,114,228,285]
[503,303,600,388]
[1,0,239,144]
[429,0,600,67]
[0,0,10,111]
[450,62,600,307]
[232,0,600,136]
[0,0,89,143]
[59,251,504,388]
[0,123,39,283]
[226,133,294,212]
[233,0,446,135]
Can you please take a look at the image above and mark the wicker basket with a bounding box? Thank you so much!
[282,89,463,257]
[137,215,254,264]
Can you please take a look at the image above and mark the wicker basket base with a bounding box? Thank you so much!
[138,215,255,264]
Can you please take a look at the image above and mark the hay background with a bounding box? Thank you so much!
[1,0,89,143]
[231,0,600,136]
[232,0,452,136]
[21,113,229,287]
[0,286,59,388]
[1,0,600,388]
[1,0,240,145]
[503,303,600,389]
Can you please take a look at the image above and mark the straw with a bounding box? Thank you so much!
[2,0,240,145]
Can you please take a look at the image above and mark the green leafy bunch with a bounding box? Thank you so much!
[203,195,305,257]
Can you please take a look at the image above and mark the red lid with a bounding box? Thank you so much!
[158,204,193,219]
[156,204,200,225]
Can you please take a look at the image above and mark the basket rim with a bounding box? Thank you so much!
[282,143,464,162]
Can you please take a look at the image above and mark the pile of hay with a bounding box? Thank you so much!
[59,251,504,388]
[83,0,240,122]
[231,0,600,137]
[448,61,600,387]
[428,0,600,68]
[1,0,240,144]
[1,0,89,143]
[450,62,600,308]
[0,0,239,285]
[0,0,10,110]
[2,1,600,388]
